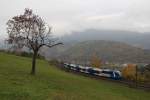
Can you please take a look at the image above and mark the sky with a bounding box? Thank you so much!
[0,0,150,37]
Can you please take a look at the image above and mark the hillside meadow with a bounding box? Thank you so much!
[0,52,150,100]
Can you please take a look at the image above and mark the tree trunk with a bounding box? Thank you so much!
[31,51,37,75]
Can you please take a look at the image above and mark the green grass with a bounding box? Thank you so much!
[0,52,150,100]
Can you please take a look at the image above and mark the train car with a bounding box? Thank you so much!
[113,70,122,80]
[75,65,92,73]
[99,69,122,80]
[87,67,102,75]
[64,63,72,70]
[78,65,86,73]
[63,63,122,80]
[70,64,77,71]
[64,63,70,68]
[82,66,92,73]
[87,68,122,79]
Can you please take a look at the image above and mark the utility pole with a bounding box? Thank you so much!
[135,65,138,88]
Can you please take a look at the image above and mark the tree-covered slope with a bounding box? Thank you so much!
[46,40,150,63]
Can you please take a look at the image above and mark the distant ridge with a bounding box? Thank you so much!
[60,29,150,49]
[45,40,150,63]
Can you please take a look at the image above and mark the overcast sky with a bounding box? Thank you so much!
[0,0,150,37]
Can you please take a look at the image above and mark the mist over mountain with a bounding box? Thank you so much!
[2,29,150,64]
[60,29,150,49]
[44,39,150,64]
[41,29,150,64]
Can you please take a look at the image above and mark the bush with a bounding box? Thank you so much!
[122,64,137,81]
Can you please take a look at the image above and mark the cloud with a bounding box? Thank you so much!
[0,0,150,37]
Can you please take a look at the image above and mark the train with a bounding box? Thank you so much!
[63,63,122,80]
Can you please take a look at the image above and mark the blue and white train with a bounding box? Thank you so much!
[64,63,122,80]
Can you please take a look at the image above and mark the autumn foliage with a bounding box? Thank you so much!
[122,64,137,80]
[90,54,101,68]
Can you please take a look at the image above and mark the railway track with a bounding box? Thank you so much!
[56,64,150,91]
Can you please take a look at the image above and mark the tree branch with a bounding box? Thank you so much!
[38,42,63,49]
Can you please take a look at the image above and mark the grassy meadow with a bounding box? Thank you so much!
[0,52,150,100]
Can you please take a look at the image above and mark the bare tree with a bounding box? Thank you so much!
[6,8,62,75]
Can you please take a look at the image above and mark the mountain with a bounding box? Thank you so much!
[60,29,150,49]
[45,40,150,64]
